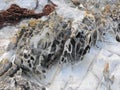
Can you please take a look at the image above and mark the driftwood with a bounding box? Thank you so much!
[0,3,57,29]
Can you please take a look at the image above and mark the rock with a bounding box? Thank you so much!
[0,58,12,76]
[5,64,19,77]
[0,72,44,90]
[71,0,80,6]
[116,34,120,42]
[0,39,10,56]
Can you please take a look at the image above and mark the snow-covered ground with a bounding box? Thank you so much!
[0,0,120,90]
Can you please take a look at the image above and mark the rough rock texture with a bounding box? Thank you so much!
[0,0,120,90]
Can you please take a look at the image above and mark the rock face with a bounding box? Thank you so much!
[7,12,97,83]
[0,12,94,89]
[0,0,120,90]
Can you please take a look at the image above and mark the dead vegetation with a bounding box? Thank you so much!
[0,2,57,29]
